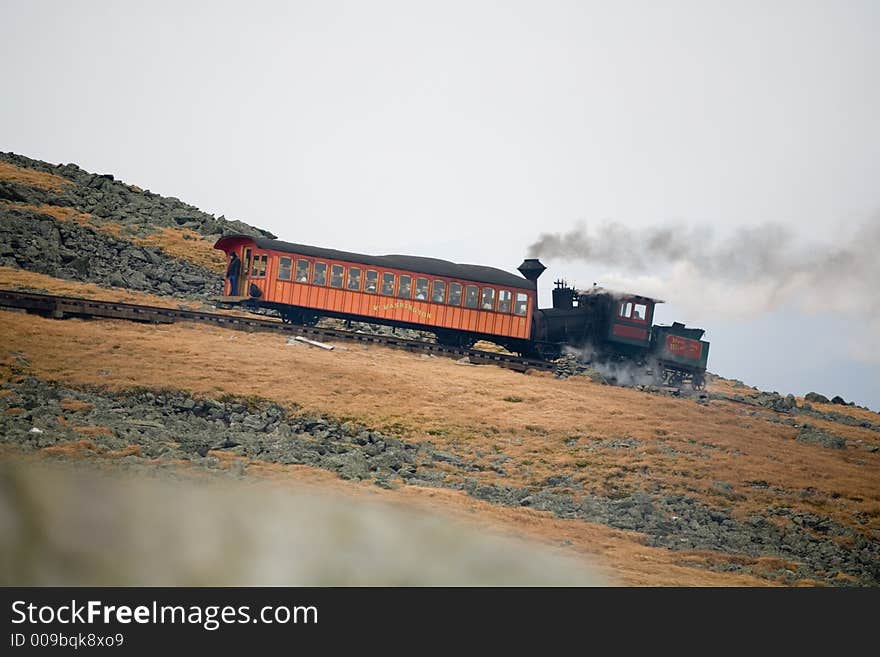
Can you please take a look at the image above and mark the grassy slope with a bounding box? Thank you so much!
[1,303,877,585]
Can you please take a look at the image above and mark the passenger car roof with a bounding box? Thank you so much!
[215,235,535,291]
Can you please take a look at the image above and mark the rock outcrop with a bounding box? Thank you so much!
[0,152,275,300]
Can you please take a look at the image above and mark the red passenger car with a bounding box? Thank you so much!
[214,235,538,350]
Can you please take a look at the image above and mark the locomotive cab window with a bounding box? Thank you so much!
[481,287,496,311]
[365,270,378,293]
[632,303,647,321]
[380,272,395,296]
[295,259,310,283]
[448,282,462,306]
[313,262,327,286]
[397,275,412,298]
[278,257,292,281]
[618,301,633,319]
[415,278,429,301]
[431,280,446,303]
[251,254,267,278]
[514,292,528,316]
[347,267,362,291]
[330,265,344,288]
[464,285,479,309]
[498,290,511,313]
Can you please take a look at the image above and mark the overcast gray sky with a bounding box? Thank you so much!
[2,0,878,407]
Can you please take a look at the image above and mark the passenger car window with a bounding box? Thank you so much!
[330,265,344,288]
[278,257,292,281]
[313,262,327,286]
[497,290,511,313]
[381,272,395,295]
[397,274,412,298]
[415,278,428,301]
[464,285,479,309]
[633,303,647,321]
[481,287,496,311]
[431,280,446,303]
[347,267,362,291]
[295,259,310,283]
[252,254,267,277]
[514,292,528,316]
[365,270,378,293]
[448,282,462,305]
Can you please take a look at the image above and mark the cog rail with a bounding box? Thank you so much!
[0,290,554,374]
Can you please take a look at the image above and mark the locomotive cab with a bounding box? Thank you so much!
[530,282,660,358]
[606,294,657,350]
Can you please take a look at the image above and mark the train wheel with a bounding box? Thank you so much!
[435,330,476,350]
[661,369,685,387]
[279,309,299,324]
[532,343,561,361]
[279,309,320,326]
[650,367,664,386]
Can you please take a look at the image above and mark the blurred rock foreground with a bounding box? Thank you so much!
[0,459,606,586]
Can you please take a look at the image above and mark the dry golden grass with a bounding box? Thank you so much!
[1,307,877,562]
[473,340,514,354]
[39,440,102,458]
[1,202,97,228]
[59,398,94,412]
[0,267,186,308]
[37,440,139,459]
[105,445,141,458]
[136,227,226,274]
[72,425,114,436]
[0,161,71,191]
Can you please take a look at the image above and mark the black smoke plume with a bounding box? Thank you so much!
[528,218,880,363]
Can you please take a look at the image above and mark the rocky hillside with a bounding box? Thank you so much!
[0,152,274,300]
[2,373,877,585]
[1,152,878,587]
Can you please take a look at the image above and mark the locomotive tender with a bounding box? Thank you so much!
[215,235,709,387]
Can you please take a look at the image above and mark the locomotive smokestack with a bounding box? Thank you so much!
[518,258,546,283]
[518,259,547,307]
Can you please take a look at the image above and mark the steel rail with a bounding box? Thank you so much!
[0,289,554,373]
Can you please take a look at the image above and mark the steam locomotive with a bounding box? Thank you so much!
[519,260,709,387]
[215,236,710,388]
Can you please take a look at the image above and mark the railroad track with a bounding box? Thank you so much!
[0,289,554,374]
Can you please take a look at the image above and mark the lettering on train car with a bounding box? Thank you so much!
[665,334,702,360]
[373,301,433,319]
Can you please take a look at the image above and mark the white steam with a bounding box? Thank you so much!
[561,345,657,387]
